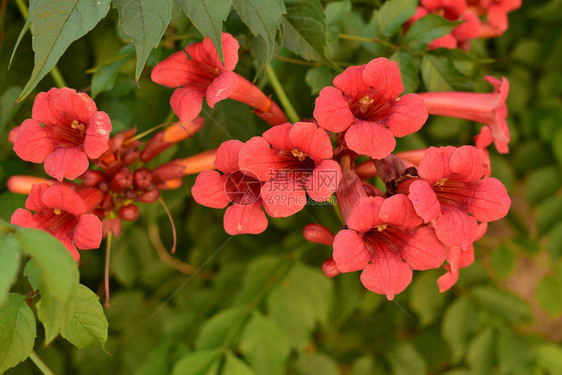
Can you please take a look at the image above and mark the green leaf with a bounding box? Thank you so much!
[223,352,256,375]
[0,87,23,140]
[9,17,31,69]
[233,255,287,305]
[239,311,290,375]
[113,0,172,80]
[176,0,232,63]
[324,0,352,26]
[387,342,427,375]
[497,331,533,375]
[171,349,222,375]
[292,353,341,375]
[61,284,108,350]
[421,53,473,92]
[282,0,339,70]
[466,328,495,375]
[390,50,420,94]
[536,197,562,235]
[305,66,334,95]
[266,262,333,351]
[471,286,531,323]
[525,166,561,205]
[195,306,246,350]
[536,344,562,375]
[490,246,516,278]
[91,46,135,98]
[0,293,36,373]
[377,0,417,37]
[537,273,562,317]
[0,233,21,306]
[548,223,562,260]
[410,271,445,326]
[18,0,111,102]
[442,297,477,362]
[15,227,79,344]
[232,0,284,69]
[404,14,458,45]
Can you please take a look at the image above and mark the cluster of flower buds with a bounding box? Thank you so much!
[407,0,521,50]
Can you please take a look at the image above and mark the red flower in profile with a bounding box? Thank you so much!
[11,184,104,261]
[238,122,341,217]
[13,88,112,181]
[400,146,510,249]
[408,0,481,50]
[191,140,268,235]
[151,33,287,126]
[332,195,446,300]
[419,76,510,153]
[313,58,428,159]
[467,0,521,37]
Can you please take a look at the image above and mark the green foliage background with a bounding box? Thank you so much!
[1,0,562,374]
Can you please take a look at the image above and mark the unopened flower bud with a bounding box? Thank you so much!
[125,189,138,200]
[321,257,340,278]
[140,189,160,203]
[103,218,122,237]
[111,167,133,193]
[100,193,114,210]
[303,224,335,246]
[133,168,153,190]
[118,204,140,221]
[81,170,107,187]
[122,149,140,166]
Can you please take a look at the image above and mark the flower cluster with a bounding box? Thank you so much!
[407,0,521,50]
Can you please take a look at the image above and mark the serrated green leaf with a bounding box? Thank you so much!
[61,284,108,350]
[15,227,79,344]
[0,234,20,306]
[282,0,339,70]
[171,349,222,375]
[536,344,562,375]
[442,297,477,362]
[410,271,445,326]
[471,286,531,323]
[390,50,420,93]
[405,14,458,45]
[377,0,417,37]
[233,0,284,69]
[421,53,473,92]
[9,17,30,69]
[387,342,427,375]
[233,255,287,305]
[113,0,172,80]
[537,273,562,317]
[18,0,111,102]
[293,353,341,375]
[91,47,135,98]
[0,293,36,373]
[223,351,256,375]
[195,306,246,350]
[324,0,351,26]
[239,311,290,375]
[176,0,232,62]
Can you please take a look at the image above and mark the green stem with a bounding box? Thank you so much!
[265,65,300,123]
[338,33,397,50]
[15,0,67,88]
[29,351,54,375]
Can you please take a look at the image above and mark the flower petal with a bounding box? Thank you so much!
[289,122,333,162]
[151,50,191,87]
[13,119,55,163]
[435,204,478,249]
[417,146,456,184]
[215,140,244,174]
[262,123,293,151]
[223,201,268,235]
[468,177,511,222]
[42,184,86,216]
[380,194,422,229]
[206,71,238,108]
[305,159,341,201]
[170,86,206,123]
[450,145,485,182]
[408,180,441,223]
[73,214,102,250]
[333,65,369,100]
[381,94,428,137]
[346,196,384,233]
[398,226,446,270]
[51,88,97,125]
[313,86,355,133]
[345,120,396,160]
[11,209,38,228]
[362,58,404,101]
[84,111,111,159]
[25,183,50,212]
[261,177,306,217]
[188,33,239,72]
[191,170,229,209]
[239,137,286,181]
[44,147,90,181]
[333,229,370,272]
[360,247,412,300]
